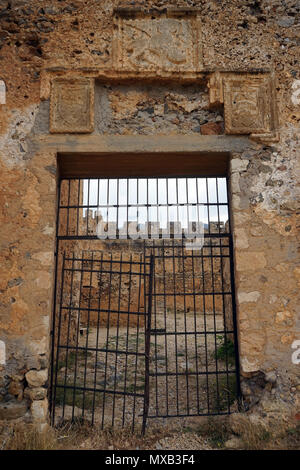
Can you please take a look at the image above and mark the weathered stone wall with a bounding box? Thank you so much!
[0,0,299,429]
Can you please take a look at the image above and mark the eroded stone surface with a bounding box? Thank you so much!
[0,400,28,420]
[114,11,202,72]
[50,78,94,133]
[31,398,48,422]
[25,369,48,388]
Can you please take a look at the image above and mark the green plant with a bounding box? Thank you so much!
[209,374,237,412]
[56,350,93,372]
[55,387,103,409]
[215,338,236,365]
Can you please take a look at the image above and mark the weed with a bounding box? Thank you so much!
[215,337,236,365]
[197,418,231,448]
[209,374,237,412]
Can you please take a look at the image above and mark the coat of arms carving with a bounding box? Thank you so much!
[113,9,202,72]
[223,76,273,135]
[50,78,94,133]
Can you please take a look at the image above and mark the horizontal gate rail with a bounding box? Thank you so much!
[150,291,233,296]
[148,370,237,376]
[58,345,146,356]
[62,257,150,265]
[63,268,151,276]
[56,234,232,240]
[55,384,145,398]
[148,330,235,336]
[60,306,147,316]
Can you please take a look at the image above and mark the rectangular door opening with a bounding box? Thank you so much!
[50,176,241,433]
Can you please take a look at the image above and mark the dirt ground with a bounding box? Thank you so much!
[53,309,237,431]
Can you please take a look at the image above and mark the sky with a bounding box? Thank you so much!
[82,177,229,229]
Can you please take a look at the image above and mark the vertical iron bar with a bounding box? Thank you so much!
[226,176,241,407]
[62,251,76,420]
[200,244,210,413]
[49,178,62,420]
[171,239,179,415]
[91,252,104,425]
[162,239,169,416]
[153,240,159,417]
[181,238,190,415]
[216,177,231,412]
[229,234,242,405]
[219,234,231,412]
[210,233,220,412]
[112,252,123,427]
[52,251,66,425]
[191,244,200,414]
[132,252,143,432]
[142,253,154,435]
[101,252,113,429]
[71,251,84,421]
[82,251,94,419]
[122,253,133,426]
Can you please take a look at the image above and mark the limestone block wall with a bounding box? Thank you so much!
[0,0,299,428]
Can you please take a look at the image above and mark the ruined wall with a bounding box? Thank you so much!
[0,0,299,429]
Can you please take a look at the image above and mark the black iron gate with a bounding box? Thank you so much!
[51,251,154,432]
[50,176,241,432]
[145,237,240,420]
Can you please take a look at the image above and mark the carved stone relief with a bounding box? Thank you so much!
[209,72,279,142]
[50,78,94,134]
[113,9,202,72]
[223,76,272,134]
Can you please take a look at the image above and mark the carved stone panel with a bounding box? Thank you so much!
[113,10,202,72]
[50,78,94,133]
[223,76,272,135]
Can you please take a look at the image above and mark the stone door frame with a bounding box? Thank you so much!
[42,134,257,382]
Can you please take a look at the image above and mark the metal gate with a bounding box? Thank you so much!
[50,176,241,432]
[51,251,154,432]
[145,237,240,421]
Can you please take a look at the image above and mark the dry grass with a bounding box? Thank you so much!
[54,420,175,450]
[1,417,299,450]
[2,420,172,451]
[196,417,300,450]
[3,425,57,451]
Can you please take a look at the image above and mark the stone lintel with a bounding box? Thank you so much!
[32,134,255,155]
